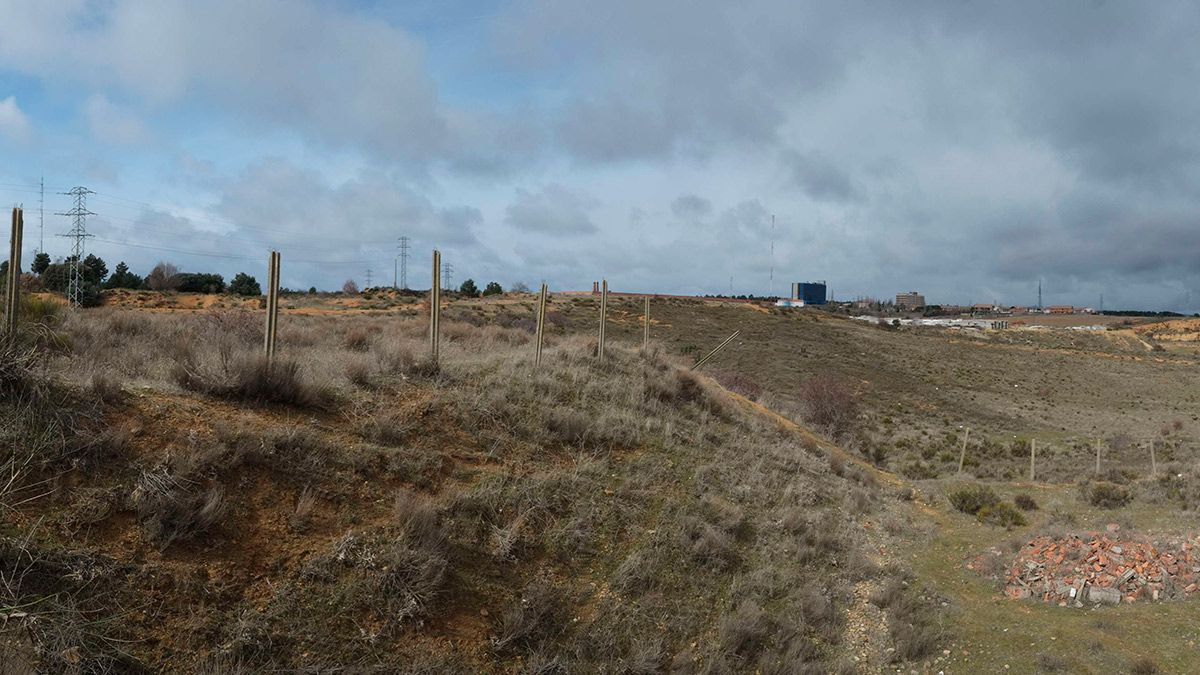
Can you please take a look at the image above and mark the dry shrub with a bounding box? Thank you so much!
[342,326,374,352]
[89,371,124,405]
[870,574,946,662]
[709,370,764,401]
[947,483,998,516]
[493,580,568,654]
[1014,494,1039,511]
[131,468,226,548]
[718,600,771,657]
[1083,481,1133,509]
[797,374,858,438]
[976,502,1026,529]
[175,352,331,409]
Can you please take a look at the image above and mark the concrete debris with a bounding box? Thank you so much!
[1000,533,1200,606]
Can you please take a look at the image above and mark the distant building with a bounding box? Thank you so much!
[896,291,925,310]
[1047,305,1074,314]
[791,282,827,305]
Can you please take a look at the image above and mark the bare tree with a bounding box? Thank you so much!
[146,262,180,291]
[342,279,360,295]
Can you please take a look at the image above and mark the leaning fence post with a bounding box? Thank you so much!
[1149,440,1157,479]
[263,250,280,360]
[692,330,741,371]
[597,279,607,362]
[1029,438,1037,482]
[534,282,548,366]
[4,207,22,336]
[430,249,441,362]
[642,296,650,350]
[957,427,970,475]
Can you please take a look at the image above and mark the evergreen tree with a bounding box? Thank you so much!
[31,252,50,274]
[458,278,480,297]
[229,272,262,296]
[482,281,503,296]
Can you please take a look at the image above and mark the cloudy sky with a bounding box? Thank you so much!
[1,0,1198,310]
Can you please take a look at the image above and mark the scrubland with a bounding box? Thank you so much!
[5,292,1200,673]
[0,303,945,673]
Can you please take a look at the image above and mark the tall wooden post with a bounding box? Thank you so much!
[1095,438,1102,476]
[430,249,441,362]
[1029,438,1037,482]
[4,208,22,336]
[957,427,970,475]
[642,296,650,350]
[1149,440,1157,479]
[263,250,280,360]
[597,279,607,361]
[534,282,548,366]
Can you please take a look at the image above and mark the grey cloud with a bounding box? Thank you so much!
[504,184,599,235]
[671,194,712,219]
[782,150,861,203]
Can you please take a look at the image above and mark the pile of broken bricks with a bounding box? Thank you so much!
[1001,530,1200,607]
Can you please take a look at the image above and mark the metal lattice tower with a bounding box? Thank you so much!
[56,187,95,308]
[38,176,44,254]
[366,267,373,288]
[398,236,410,289]
[442,260,453,290]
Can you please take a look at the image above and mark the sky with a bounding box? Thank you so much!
[1,0,1199,310]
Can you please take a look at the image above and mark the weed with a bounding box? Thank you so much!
[132,468,227,548]
[493,580,568,654]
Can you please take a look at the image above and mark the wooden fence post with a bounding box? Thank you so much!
[1095,438,1102,476]
[430,249,441,362]
[1149,440,1157,479]
[1029,438,1037,482]
[534,282,548,366]
[597,279,607,361]
[957,427,970,475]
[263,251,280,360]
[692,330,741,371]
[4,207,22,336]
[642,296,650,350]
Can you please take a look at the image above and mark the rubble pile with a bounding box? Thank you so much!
[1001,532,1200,606]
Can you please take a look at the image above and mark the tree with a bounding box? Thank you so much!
[342,279,359,294]
[458,278,480,298]
[31,252,50,275]
[230,272,262,296]
[176,273,226,293]
[482,281,503,296]
[41,262,70,293]
[82,254,108,284]
[146,262,180,291]
[308,286,317,295]
[104,261,144,289]
[510,281,531,294]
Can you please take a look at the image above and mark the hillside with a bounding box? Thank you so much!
[6,293,1200,672]
[1,307,931,673]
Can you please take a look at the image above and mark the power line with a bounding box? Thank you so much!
[55,187,95,308]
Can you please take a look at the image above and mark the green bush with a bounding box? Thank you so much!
[482,281,503,296]
[229,272,262,297]
[947,483,999,515]
[1083,481,1133,509]
[977,501,1027,528]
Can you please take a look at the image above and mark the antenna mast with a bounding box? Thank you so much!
[769,213,775,298]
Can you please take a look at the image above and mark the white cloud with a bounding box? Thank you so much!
[84,95,148,145]
[0,96,31,142]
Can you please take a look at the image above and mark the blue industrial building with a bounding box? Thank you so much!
[791,281,827,305]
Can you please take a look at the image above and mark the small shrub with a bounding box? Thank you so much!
[718,600,770,657]
[977,502,1027,529]
[132,468,227,548]
[1084,481,1133,509]
[1130,657,1160,675]
[1014,494,1039,511]
[797,374,859,438]
[492,581,568,654]
[947,484,999,516]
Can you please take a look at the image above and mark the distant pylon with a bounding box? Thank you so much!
[398,236,410,289]
[442,260,453,289]
[56,186,95,308]
[366,267,373,288]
